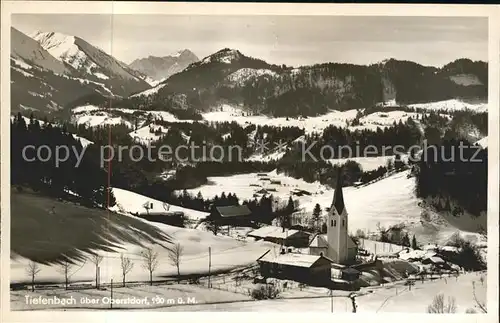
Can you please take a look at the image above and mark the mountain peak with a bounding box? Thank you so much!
[129,50,199,82]
[201,48,243,65]
[30,31,78,64]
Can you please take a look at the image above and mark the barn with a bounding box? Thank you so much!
[248,226,311,247]
[214,205,252,225]
[256,250,332,286]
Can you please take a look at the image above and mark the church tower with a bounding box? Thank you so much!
[326,167,349,264]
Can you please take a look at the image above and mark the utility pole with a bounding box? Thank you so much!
[208,247,211,288]
[330,289,333,313]
[110,279,113,309]
[97,267,100,289]
[349,293,357,313]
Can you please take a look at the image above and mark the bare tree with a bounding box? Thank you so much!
[168,243,184,281]
[472,281,487,313]
[427,294,457,313]
[479,274,485,286]
[26,261,41,292]
[120,254,134,287]
[89,254,103,288]
[57,260,73,290]
[141,247,159,286]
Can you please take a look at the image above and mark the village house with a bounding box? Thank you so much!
[247,225,311,248]
[214,205,253,226]
[256,250,333,286]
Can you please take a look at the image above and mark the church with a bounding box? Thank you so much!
[309,170,358,264]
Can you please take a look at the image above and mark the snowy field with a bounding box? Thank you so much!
[180,170,482,245]
[159,272,487,313]
[11,217,273,286]
[69,103,435,137]
[11,272,487,313]
[202,105,359,134]
[11,190,273,286]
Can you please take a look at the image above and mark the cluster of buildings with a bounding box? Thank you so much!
[252,173,361,287]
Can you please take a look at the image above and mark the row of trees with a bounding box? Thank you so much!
[11,113,116,208]
[415,139,487,217]
[26,245,184,291]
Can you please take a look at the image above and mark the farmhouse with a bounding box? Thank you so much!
[248,225,311,247]
[214,205,252,225]
[308,169,357,265]
[257,250,333,286]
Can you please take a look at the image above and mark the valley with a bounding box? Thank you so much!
[8,21,489,314]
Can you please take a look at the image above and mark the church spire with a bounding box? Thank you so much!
[332,167,345,215]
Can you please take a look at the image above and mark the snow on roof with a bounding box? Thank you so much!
[309,234,357,249]
[309,234,329,248]
[441,246,460,253]
[216,205,251,217]
[398,249,426,260]
[424,256,445,264]
[248,226,301,239]
[258,251,330,268]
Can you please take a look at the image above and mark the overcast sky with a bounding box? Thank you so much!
[12,14,487,67]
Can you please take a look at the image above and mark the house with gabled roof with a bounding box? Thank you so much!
[214,205,253,225]
[256,249,333,285]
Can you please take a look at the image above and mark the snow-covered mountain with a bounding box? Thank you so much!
[30,30,151,97]
[11,27,71,75]
[129,49,199,82]
[10,28,112,113]
[142,49,488,117]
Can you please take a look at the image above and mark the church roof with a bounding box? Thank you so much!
[309,234,358,249]
[309,234,329,248]
[331,167,345,215]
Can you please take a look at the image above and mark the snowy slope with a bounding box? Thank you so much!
[408,99,487,112]
[30,31,96,73]
[131,83,166,98]
[71,105,194,130]
[203,104,359,134]
[110,187,209,220]
[181,170,483,245]
[11,189,272,285]
[226,68,277,86]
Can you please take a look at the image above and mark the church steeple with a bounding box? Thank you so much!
[326,166,349,264]
[331,167,345,215]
